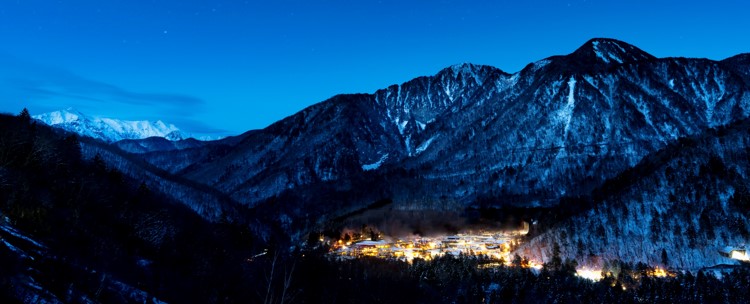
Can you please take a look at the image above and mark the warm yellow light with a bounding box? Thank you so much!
[576,269,603,281]
[327,231,529,264]
[404,250,415,261]
[650,267,668,277]
[731,251,749,261]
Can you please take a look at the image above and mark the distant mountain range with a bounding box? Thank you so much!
[33,108,187,142]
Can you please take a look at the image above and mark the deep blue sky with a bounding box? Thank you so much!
[1,0,749,136]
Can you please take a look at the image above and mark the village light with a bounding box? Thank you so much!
[576,269,603,281]
[404,250,415,261]
[327,230,532,266]
[731,250,750,261]
[649,267,668,277]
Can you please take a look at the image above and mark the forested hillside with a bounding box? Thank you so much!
[0,111,264,303]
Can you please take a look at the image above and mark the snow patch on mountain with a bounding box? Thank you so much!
[554,76,577,137]
[362,153,389,171]
[592,41,611,64]
[592,40,624,64]
[415,136,437,155]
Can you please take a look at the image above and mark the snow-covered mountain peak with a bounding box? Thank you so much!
[33,108,186,142]
[446,62,482,76]
[576,38,652,61]
[438,63,507,84]
[543,38,656,74]
[35,107,86,125]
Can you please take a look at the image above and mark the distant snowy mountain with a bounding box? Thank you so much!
[33,108,186,142]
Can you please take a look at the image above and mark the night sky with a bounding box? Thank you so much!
[1,0,749,136]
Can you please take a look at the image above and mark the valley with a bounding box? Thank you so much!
[4,37,750,302]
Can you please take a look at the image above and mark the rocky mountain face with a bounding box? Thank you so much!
[126,39,748,207]
[33,108,186,142]
[722,53,750,82]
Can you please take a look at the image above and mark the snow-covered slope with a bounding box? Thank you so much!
[516,119,750,270]
[33,108,185,142]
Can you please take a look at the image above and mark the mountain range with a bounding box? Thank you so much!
[20,38,750,270]
[33,108,186,142]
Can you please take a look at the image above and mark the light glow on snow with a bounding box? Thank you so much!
[576,269,603,281]
[731,250,749,261]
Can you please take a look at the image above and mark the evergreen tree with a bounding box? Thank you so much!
[729,188,750,214]
[549,242,563,271]
[686,225,698,248]
[92,153,106,173]
[699,210,715,239]
[650,209,662,243]
[512,253,522,267]
[18,108,31,123]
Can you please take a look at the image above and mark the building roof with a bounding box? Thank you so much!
[719,246,746,254]
[353,240,388,246]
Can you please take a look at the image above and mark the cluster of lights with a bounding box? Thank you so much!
[575,266,672,284]
[647,266,671,278]
[327,232,518,263]
[325,232,675,284]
